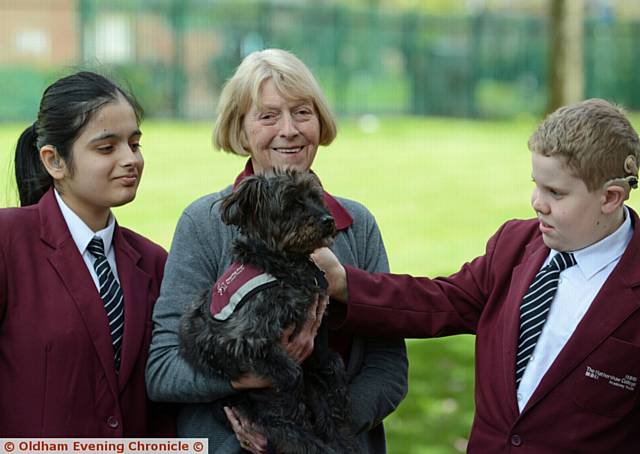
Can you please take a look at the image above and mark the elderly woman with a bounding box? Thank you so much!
[146,48,408,454]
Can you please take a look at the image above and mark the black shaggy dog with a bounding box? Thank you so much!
[180,170,359,454]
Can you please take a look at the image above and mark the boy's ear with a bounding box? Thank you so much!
[601,184,627,214]
[39,145,66,180]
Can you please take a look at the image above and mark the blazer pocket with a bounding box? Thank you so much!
[572,337,640,418]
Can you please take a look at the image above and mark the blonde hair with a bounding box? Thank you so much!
[213,49,337,156]
[528,98,640,191]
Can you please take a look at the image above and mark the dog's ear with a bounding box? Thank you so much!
[220,176,266,229]
[220,192,242,227]
[306,171,322,188]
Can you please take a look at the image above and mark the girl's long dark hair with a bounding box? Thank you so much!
[14,71,143,206]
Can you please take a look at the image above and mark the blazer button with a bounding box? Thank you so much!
[106,416,119,429]
[510,434,522,447]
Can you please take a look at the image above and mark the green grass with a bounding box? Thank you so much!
[2,116,640,453]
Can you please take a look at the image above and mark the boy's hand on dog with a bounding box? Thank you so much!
[224,406,269,454]
[311,247,349,302]
[280,295,328,363]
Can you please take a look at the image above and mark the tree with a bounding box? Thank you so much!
[547,0,585,113]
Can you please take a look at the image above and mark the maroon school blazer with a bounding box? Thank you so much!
[339,211,640,453]
[0,188,171,436]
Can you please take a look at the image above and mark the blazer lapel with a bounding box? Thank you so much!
[523,210,640,414]
[113,226,151,390]
[502,238,549,414]
[39,189,120,400]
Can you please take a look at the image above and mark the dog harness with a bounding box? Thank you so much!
[209,261,328,321]
[210,263,278,321]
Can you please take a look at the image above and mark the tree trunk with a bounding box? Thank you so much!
[547,0,585,114]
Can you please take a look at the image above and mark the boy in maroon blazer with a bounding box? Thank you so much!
[313,98,640,453]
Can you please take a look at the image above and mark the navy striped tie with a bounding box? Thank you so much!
[515,251,577,386]
[87,237,124,371]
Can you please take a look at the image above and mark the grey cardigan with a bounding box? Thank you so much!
[146,185,408,453]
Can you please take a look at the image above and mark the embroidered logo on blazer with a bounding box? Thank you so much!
[585,366,637,391]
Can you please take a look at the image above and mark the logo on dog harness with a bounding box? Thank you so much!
[210,262,278,321]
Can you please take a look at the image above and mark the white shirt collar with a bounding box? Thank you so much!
[54,189,116,255]
[553,206,633,281]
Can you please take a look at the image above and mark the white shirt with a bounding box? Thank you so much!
[54,189,120,291]
[516,207,633,412]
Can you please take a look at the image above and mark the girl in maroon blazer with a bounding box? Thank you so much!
[0,72,171,436]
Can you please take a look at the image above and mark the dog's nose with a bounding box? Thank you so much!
[321,214,336,233]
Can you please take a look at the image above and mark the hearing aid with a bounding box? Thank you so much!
[603,155,639,200]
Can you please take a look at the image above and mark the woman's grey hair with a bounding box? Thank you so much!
[213,48,337,156]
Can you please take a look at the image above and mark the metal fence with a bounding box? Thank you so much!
[2,0,640,121]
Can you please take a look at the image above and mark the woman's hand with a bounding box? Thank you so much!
[230,373,272,391]
[231,294,328,387]
[311,247,348,302]
[224,406,269,454]
[280,294,328,363]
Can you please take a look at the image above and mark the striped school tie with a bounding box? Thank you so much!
[87,236,124,371]
[515,251,577,386]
